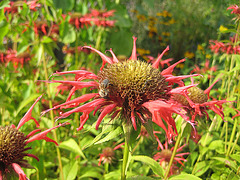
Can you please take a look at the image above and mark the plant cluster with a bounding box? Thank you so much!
[0,0,239,180]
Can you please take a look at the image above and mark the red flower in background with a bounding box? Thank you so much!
[173,79,227,122]
[42,37,199,141]
[0,50,32,71]
[68,9,116,29]
[4,0,41,14]
[98,143,124,166]
[153,134,189,176]
[227,5,240,15]
[190,59,217,79]
[209,35,240,54]
[0,95,68,180]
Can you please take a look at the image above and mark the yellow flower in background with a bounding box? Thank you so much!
[206,54,212,59]
[137,14,147,22]
[149,16,158,22]
[168,18,176,24]
[176,63,184,69]
[219,25,228,32]
[131,9,138,13]
[137,48,151,55]
[162,32,171,36]
[156,10,172,17]
[184,51,195,59]
[197,44,204,51]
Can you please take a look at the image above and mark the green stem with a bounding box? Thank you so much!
[104,162,109,174]
[226,117,238,157]
[42,45,64,180]
[164,129,182,179]
[121,125,130,180]
[192,117,217,174]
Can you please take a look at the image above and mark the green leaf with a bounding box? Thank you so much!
[0,19,9,45]
[169,174,202,180]
[65,161,78,180]
[109,30,133,56]
[82,121,117,149]
[59,20,76,44]
[79,170,102,179]
[143,120,156,141]
[193,161,210,176]
[14,94,42,117]
[230,154,240,163]
[95,126,123,144]
[131,155,164,177]
[127,176,157,180]
[0,0,9,10]
[41,36,53,43]
[211,157,237,171]
[208,140,224,154]
[35,43,43,65]
[52,0,74,11]
[59,138,86,159]
[17,44,32,56]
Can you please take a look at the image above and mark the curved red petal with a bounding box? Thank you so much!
[129,36,138,60]
[17,95,42,130]
[152,46,169,69]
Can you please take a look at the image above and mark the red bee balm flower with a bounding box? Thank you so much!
[153,139,189,176]
[44,37,199,140]
[173,79,227,121]
[0,95,67,180]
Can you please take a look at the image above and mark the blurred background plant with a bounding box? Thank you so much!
[0,0,239,179]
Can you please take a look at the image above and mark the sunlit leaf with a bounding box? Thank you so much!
[59,138,86,159]
[95,126,123,144]
[169,174,202,180]
[131,155,164,177]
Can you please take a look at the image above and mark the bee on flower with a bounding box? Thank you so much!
[42,37,201,141]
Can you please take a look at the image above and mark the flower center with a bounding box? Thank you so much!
[0,126,27,169]
[98,60,169,111]
[174,86,208,106]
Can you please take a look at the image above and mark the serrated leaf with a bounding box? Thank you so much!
[59,138,86,159]
[169,174,202,180]
[95,126,123,144]
[131,155,164,177]
[82,122,116,149]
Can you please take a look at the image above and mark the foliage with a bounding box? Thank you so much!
[0,0,239,180]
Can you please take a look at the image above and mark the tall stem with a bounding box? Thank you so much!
[42,45,64,180]
[121,125,130,180]
[164,129,182,179]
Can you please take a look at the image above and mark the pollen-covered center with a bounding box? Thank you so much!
[174,86,208,106]
[0,126,27,168]
[98,60,169,110]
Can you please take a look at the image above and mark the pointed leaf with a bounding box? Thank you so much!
[59,138,86,159]
[66,161,78,180]
[95,126,123,144]
[131,155,164,177]
[169,174,202,180]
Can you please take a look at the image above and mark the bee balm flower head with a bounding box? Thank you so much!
[0,95,68,180]
[44,37,199,140]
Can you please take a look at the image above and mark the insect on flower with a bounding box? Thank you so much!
[99,79,112,99]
